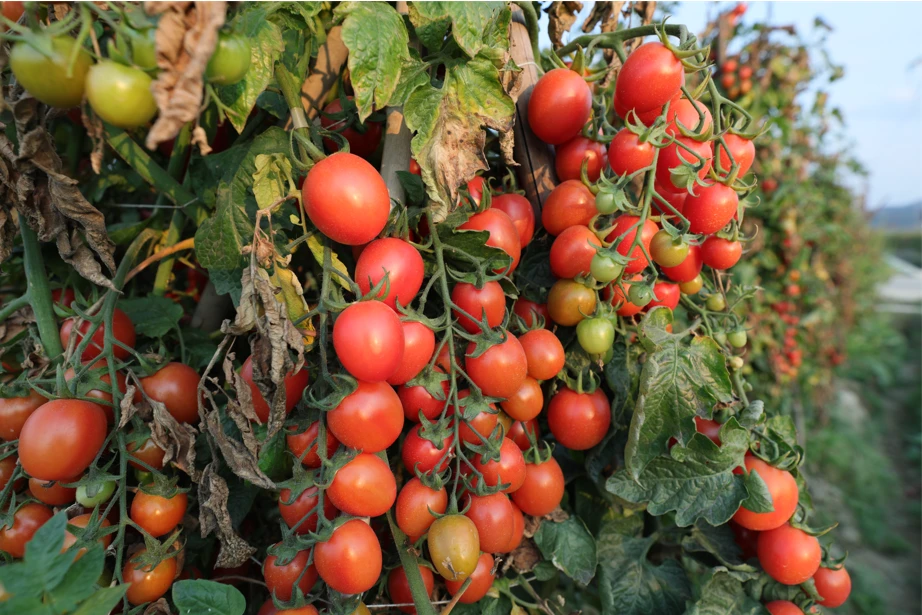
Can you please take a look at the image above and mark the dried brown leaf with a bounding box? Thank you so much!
[503,538,541,574]
[142,599,172,615]
[117,383,143,429]
[547,1,584,49]
[0,302,32,347]
[191,124,213,155]
[149,396,198,479]
[204,392,274,489]
[198,463,257,568]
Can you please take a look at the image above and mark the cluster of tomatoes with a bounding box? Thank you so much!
[719,56,754,101]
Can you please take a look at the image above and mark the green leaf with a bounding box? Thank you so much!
[252,153,295,210]
[532,560,558,581]
[408,2,507,57]
[306,235,351,291]
[682,522,759,571]
[625,308,734,479]
[71,585,129,615]
[533,517,598,585]
[389,50,430,108]
[436,225,511,283]
[513,239,555,303]
[597,519,691,615]
[684,570,768,615]
[0,560,42,602]
[23,512,68,590]
[209,268,244,304]
[335,2,410,121]
[607,419,754,527]
[740,466,774,514]
[396,171,426,207]
[216,7,285,133]
[257,426,290,482]
[119,296,184,338]
[173,579,247,615]
[43,546,105,613]
[195,184,254,271]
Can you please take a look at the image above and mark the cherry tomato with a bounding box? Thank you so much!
[548,387,610,450]
[0,389,47,441]
[757,524,821,585]
[656,137,714,193]
[511,457,565,516]
[513,299,550,329]
[555,136,607,182]
[505,502,526,550]
[328,380,403,453]
[258,601,319,615]
[396,477,447,540]
[0,455,23,493]
[139,362,201,424]
[388,565,434,614]
[550,225,603,279]
[19,399,107,482]
[732,456,798,531]
[59,308,136,361]
[684,183,739,235]
[706,294,727,311]
[541,180,596,236]
[650,230,689,268]
[665,97,713,136]
[679,275,704,295]
[616,42,684,115]
[402,424,453,474]
[606,215,659,274]
[765,602,803,615]
[126,437,166,473]
[608,129,655,177]
[491,193,536,247]
[302,152,390,245]
[76,480,115,508]
[279,486,337,535]
[131,490,188,538]
[661,244,703,283]
[86,61,157,129]
[453,391,500,445]
[500,377,543,422]
[398,379,448,423]
[694,417,722,445]
[355,238,424,310]
[428,514,480,581]
[459,209,522,274]
[29,476,77,506]
[716,134,756,176]
[654,184,689,215]
[315,519,382,594]
[576,317,615,355]
[0,502,52,557]
[605,274,642,317]
[388,321,436,386]
[320,96,383,158]
[465,335,527,399]
[464,492,515,554]
[452,281,506,334]
[471,438,526,493]
[547,279,596,326]
[10,36,92,108]
[205,32,251,85]
[647,281,680,311]
[123,549,177,605]
[508,419,539,451]
[327,453,396,517]
[333,301,404,382]
[590,253,624,284]
[445,552,495,603]
[263,546,317,601]
[1,1,23,29]
[517,329,564,381]
[701,236,742,270]
[409,158,422,176]
[241,356,310,424]
[51,288,76,308]
[63,513,112,560]
[813,565,851,608]
[528,68,593,144]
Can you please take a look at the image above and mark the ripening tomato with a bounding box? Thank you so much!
[683,183,739,235]
[320,96,383,158]
[471,438,526,493]
[62,513,112,559]
[402,424,454,474]
[716,134,756,176]
[491,193,536,247]
[732,456,798,530]
[647,281,680,310]
[454,391,499,445]
[550,225,603,279]
[660,244,703,283]
[548,387,610,450]
[518,329,565,382]
[139,362,201,424]
[655,137,714,193]
[513,299,550,329]
[86,62,158,129]
[511,457,565,517]
[263,546,318,601]
[813,565,851,608]
[428,514,480,581]
[701,236,742,270]
[528,68,592,144]
[29,476,77,506]
[547,279,597,326]
[465,336,527,400]
[608,129,655,177]
[0,389,47,441]
[315,519,382,594]
[541,180,596,236]
[650,230,689,268]
[0,502,52,557]
[555,136,607,182]
[500,377,543,422]
[19,399,107,482]
[765,601,803,615]
[398,379,448,423]
[123,549,178,605]
[355,238,425,310]
[446,552,495,603]
[241,357,310,424]
[205,32,251,85]
[459,209,522,274]
[302,152,390,245]
[328,453,396,517]
[396,477,447,539]
[607,215,658,274]
[333,301,404,382]
[388,321,436,386]
[10,36,92,108]
[1,1,24,29]
[51,288,76,308]
[616,42,684,115]
[464,492,515,553]
[757,524,821,585]
[665,97,713,136]
[328,380,403,453]
[679,275,704,295]
[131,490,188,538]
[452,281,506,334]
[279,486,338,535]
[508,419,539,451]
[59,308,136,361]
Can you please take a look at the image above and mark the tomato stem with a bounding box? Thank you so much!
[19,218,64,360]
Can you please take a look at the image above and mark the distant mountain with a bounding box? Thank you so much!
[871,201,922,230]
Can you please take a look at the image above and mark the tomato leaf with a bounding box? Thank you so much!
[43,546,106,612]
[683,570,767,615]
[195,183,255,271]
[172,579,246,615]
[409,3,507,58]
[306,235,351,291]
[209,268,244,304]
[21,512,68,591]
[119,296,184,338]
[69,585,129,615]
[681,521,759,572]
[533,516,598,585]
[252,153,296,211]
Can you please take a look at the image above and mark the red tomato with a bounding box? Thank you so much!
[123,549,177,605]
[716,134,756,176]
[616,42,684,115]
[511,457,565,517]
[683,183,739,235]
[333,301,404,382]
[320,96,383,158]
[647,281,680,311]
[606,215,658,274]
[327,453,396,517]
[665,97,713,136]
[131,490,188,538]
[555,136,607,182]
[328,380,404,453]
[732,456,798,531]
[548,386,610,450]
[467,175,487,204]
[528,68,592,145]
[729,521,759,560]
[0,502,52,557]
[465,335,527,399]
[409,158,421,176]
[388,565,434,614]
[0,389,47,441]
[508,419,539,451]
[355,238,424,310]
[287,422,339,468]
[302,152,390,245]
[445,552,495,603]
[402,423,454,474]
[63,513,112,559]
[464,492,515,553]
[655,137,714,193]
[491,193,536,247]
[701,236,743,270]
[471,437,526,493]
[279,486,338,535]
[388,321,436,385]
[660,244,703,283]
[518,329,565,381]
[541,180,596,236]
[398,379,448,423]
[454,390,500,445]
[241,356,310,424]
[459,209,522,274]
[139,362,201,424]
[51,287,75,308]
[813,565,851,608]
[0,455,23,493]
[64,360,126,423]
[512,299,550,329]
[314,519,382,594]
[765,602,803,615]
[452,281,506,334]
[550,225,603,279]
[608,129,655,177]
[500,376,543,422]
[18,399,107,481]
[606,275,643,317]
[694,416,722,445]
[59,308,136,361]
[757,524,821,585]
[127,437,166,471]
[396,477,448,540]
[1,2,24,32]
[263,546,317,601]
[258,601,319,615]
[29,476,77,506]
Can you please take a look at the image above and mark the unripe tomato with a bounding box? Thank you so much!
[428,514,480,581]
[813,565,851,607]
[679,275,704,295]
[608,129,655,177]
[396,477,447,539]
[333,301,404,382]
[656,137,714,193]
[590,253,624,283]
[10,36,92,108]
[327,453,396,517]
[76,480,116,508]
[388,565,434,614]
[757,524,821,585]
[595,190,619,214]
[205,32,251,85]
[732,456,798,530]
[528,68,592,145]
[59,308,136,361]
[86,62,157,129]
[650,230,689,268]
[19,399,108,482]
[0,389,47,441]
[139,362,202,424]
[0,502,52,557]
[445,552,495,603]
[548,386,610,450]
[728,329,748,348]
[628,283,654,307]
[576,317,615,355]
[355,238,424,310]
[706,294,727,311]
[491,193,536,247]
[661,244,703,283]
[241,356,310,424]
[606,215,658,274]
[123,549,177,605]
[328,380,403,453]
[555,136,607,182]
[511,457,565,516]
[547,279,596,326]
[315,519,382,594]
[131,490,188,538]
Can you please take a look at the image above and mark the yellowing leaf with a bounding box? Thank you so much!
[306,235,352,291]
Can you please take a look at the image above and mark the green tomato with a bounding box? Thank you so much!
[10,36,93,108]
[714,331,728,345]
[628,283,653,307]
[590,253,624,283]
[205,32,251,85]
[706,293,727,311]
[728,356,744,370]
[649,230,689,268]
[595,191,618,215]
[728,329,748,348]
[86,61,158,129]
[132,28,158,71]
[134,469,153,483]
[76,480,116,508]
[576,317,615,355]
[591,345,615,365]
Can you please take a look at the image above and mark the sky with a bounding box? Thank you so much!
[540,2,922,209]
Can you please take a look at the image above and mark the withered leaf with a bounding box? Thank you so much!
[547,1,584,48]
[198,463,257,568]
[0,302,32,348]
[149,396,199,479]
[204,393,274,490]
[142,599,172,615]
[504,538,541,574]
[191,124,213,156]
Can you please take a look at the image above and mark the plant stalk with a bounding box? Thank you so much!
[19,218,64,360]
